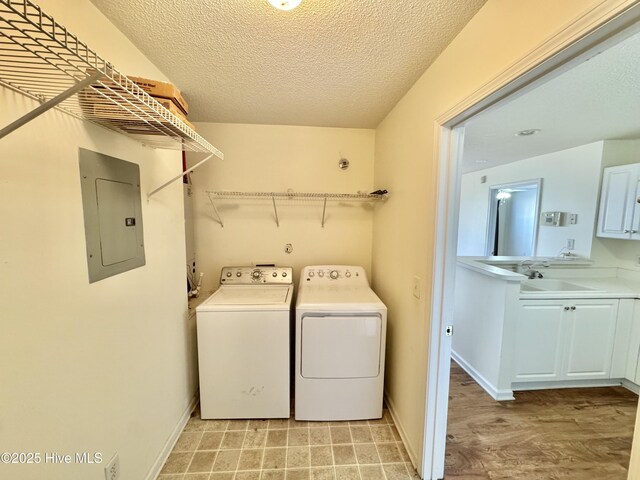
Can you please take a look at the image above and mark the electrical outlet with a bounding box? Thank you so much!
[413,275,422,299]
[568,213,578,225]
[104,453,120,480]
[567,239,575,250]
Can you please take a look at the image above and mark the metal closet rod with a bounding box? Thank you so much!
[205,189,388,229]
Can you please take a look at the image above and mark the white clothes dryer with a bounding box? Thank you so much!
[295,265,387,421]
[196,266,293,419]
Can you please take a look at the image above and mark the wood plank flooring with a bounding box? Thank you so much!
[445,361,638,479]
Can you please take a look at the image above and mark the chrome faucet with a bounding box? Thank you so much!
[516,259,549,279]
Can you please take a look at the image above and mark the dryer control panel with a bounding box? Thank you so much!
[302,265,368,284]
[220,266,293,285]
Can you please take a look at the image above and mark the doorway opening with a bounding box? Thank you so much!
[425,3,640,480]
[486,179,542,257]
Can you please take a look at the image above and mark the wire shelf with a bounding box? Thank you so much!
[205,190,388,228]
[206,190,388,201]
[0,0,222,157]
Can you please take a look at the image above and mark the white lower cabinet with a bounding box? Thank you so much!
[513,300,565,382]
[514,299,619,382]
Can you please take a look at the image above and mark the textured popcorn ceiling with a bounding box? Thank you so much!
[90,0,486,127]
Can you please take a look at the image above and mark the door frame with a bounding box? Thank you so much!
[423,1,640,478]
[485,178,543,257]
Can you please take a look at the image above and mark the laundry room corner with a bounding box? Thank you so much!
[186,122,377,292]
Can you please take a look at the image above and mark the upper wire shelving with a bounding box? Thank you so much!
[0,0,223,196]
[206,190,388,228]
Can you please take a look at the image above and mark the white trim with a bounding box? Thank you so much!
[512,379,634,392]
[422,125,466,479]
[384,391,419,469]
[451,351,515,401]
[426,1,640,479]
[485,178,543,257]
[622,379,640,394]
[146,393,199,480]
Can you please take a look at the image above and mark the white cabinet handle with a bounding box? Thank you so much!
[570,306,576,311]
[564,306,570,311]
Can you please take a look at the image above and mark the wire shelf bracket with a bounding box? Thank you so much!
[207,192,224,228]
[148,153,214,199]
[0,71,102,139]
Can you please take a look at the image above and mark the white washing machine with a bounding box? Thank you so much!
[196,266,293,419]
[295,265,387,421]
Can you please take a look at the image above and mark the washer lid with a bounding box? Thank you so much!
[197,285,293,311]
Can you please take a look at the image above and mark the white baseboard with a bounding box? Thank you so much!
[146,392,199,480]
[384,391,419,472]
[622,379,640,394]
[451,351,514,401]
[513,378,640,395]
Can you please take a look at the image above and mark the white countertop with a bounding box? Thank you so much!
[519,276,640,299]
[457,256,592,281]
[457,256,640,300]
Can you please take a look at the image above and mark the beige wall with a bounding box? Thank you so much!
[631,405,640,480]
[372,0,607,469]
[0,1,196,479]
[189,123,376,292]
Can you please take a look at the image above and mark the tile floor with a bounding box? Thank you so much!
[158,407,420,480]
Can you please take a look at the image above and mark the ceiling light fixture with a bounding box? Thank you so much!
[268,0,302,11]
[515,128,541,137]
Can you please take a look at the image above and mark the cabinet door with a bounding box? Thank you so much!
[596,164,639,239]
[630,180,640,240]
[563,300,618,380]
[513,301,565,382]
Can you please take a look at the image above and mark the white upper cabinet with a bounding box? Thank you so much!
[597,163,640,239]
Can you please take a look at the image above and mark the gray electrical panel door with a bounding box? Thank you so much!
[79,148,145,283]
[96,179,138,265]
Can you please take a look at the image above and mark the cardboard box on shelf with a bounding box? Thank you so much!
[153,97,190,122]
[78,87,196,134]
[127,76,189,115]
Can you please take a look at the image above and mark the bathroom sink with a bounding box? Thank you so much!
[521,279,602,292]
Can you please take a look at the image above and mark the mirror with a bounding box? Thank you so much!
[485,179,542,256]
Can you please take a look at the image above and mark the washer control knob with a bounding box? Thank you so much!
[330,270,339,279]
[282,272,287,277]
[318,271,324,277]
[272,272,278,277]
[236,272,242,277]
[345,271,351,278]
[226,272,232,277]
[251,270,261,280]
[309,271,315,277]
